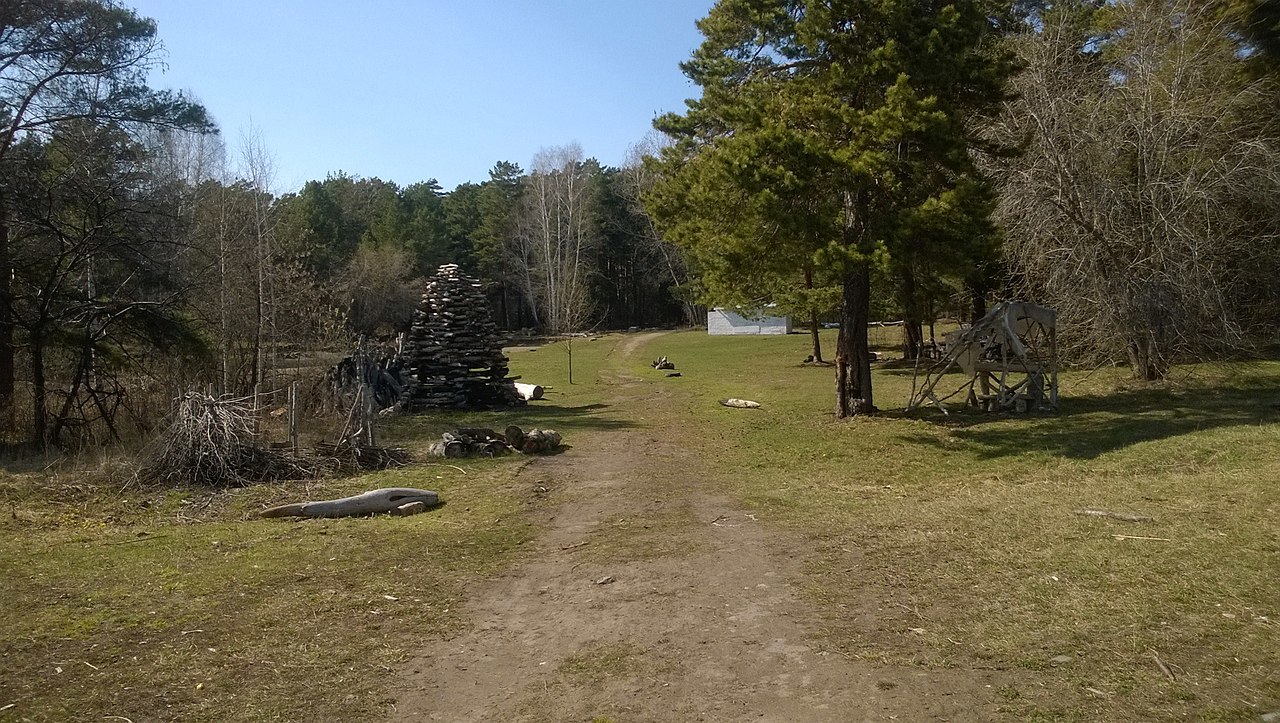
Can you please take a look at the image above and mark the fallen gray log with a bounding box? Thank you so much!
[261,487,440,519]
[720,398,761,409]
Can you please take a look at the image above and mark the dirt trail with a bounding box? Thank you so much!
[392,334,1007,721]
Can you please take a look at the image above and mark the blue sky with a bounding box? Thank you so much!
[128,1,714,192]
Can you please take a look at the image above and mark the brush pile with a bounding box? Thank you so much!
[314,441,411,472]
[139,393,324,487]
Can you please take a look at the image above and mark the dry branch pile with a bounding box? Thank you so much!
[139,393,324,487]
[314,442,411,472]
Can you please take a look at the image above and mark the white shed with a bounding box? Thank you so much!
[708,307,792,335]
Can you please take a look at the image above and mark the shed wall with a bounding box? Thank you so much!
[708,308,792,335]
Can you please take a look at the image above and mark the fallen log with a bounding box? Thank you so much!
[260,487,440,519]
[720,398,761,409]
[520,428,562,453]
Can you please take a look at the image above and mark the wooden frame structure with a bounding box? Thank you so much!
[908,301,1059,415]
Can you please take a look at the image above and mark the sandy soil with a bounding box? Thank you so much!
[391,333,1014,722]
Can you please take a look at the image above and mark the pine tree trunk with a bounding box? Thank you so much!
[835,264,874,418]
[899,266,922,360]
[805,267,823,362]
[971,287,987,324]
[810,316,823,363]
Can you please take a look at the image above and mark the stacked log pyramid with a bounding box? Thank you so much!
[398,264,526,411]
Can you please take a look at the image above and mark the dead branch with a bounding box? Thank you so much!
[1075,509,1154,523]
[1150,649,1177,682]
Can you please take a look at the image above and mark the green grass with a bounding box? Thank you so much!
[646,329,1280,721]
[0,335,635,722]
[1,329,1276,721]
[0,432,535,721]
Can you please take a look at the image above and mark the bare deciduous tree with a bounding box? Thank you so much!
[995,0,1280,379]
[514,143,597,335]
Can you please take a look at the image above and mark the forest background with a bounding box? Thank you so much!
[1,0,1277,447]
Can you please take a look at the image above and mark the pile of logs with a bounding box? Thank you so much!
[426,425,563,458]
[399,264,526,411]
[328,343,406,411]
[506,426,562,454]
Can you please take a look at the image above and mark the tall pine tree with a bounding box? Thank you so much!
[649,0,1016,416]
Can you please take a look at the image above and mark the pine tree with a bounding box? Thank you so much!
[648,0,1017,416]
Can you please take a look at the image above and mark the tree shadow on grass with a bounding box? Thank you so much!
[892,382,1280,460]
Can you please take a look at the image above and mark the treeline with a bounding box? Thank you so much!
[3,0,1279,442]
[0,2,693,448]
[646,0,1280,415]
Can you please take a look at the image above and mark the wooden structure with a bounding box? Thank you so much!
[908,302,1059,414]
[399,264,525,411]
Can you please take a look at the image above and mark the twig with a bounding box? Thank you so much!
[708,515,729,525]
[1150,649,1177,682]
[559,541,590,551]
[82,661,99,671]
[895,602,927,620]
[1076,508,1153,522]
[102,535,167,546]
[1113,534,1171,541]
[422,463,467,475]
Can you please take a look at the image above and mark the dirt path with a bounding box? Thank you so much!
[392,334,1007,721]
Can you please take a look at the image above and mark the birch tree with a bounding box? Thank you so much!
[515,144,598,335]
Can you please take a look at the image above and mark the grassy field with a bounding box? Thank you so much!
[641,329,1280,721]
[1,329,1277,721]
[0,357,627,722]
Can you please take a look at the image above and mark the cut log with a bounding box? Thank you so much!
[504,425,525,448]
[514,382,544,401]
[520,428,562,453]
[261,487,440,519]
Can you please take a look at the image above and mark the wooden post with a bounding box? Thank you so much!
[363,381,376,446]
[1049,327,1059,408]
[289,381,299,455]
